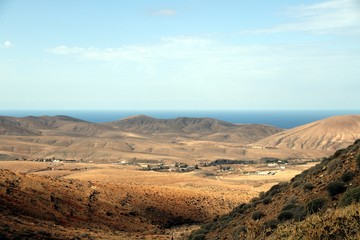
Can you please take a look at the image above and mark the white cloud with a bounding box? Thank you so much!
[3,41,14,48]
[47,37,218,62]
[245,0,360,34]
[153,9,176,16]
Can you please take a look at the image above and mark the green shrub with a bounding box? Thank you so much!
[307,197,326,214]
[285,196,298,204]
[309,164,323,176]
[303,182,314,192]
[327,158,342,173]
[341,171,356,182]
[333,148,346,158]
[262,197,272,205]
[263,219,279,230]
[281,201,306,221]
[282,203,297,211]
[292,205,307,221]
[327,181,347,197]
[292,181,302,188]
[277,210,293,222]
[339,186,360,207]
[252,211,266,221]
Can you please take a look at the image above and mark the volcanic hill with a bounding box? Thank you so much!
[256,115,360,151]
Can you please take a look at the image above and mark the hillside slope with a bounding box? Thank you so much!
[108,115,283,143]
[0,115,114,137]
[256,115,360,151]
[190,139,360,239]
[0,167,246,239]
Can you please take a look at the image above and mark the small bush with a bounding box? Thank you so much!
[252,211,266,221]
[341,171,356,182]
[282,203,297,211]
[339,186,360,207]
[191,233,205,240]
[262,197,272,205]
[232,203,250,215]
[292,181,302,188]
[292,205,307,221]
[286,196,298,204]
[277,210,293,222]
[333,148,346,158]
[327,158,342,173]
[281,200,306,221]
[263,219,279,230]
[309,164,323,176]
[259,191,266,199]
[327,181,347,197]
[307,197,326,214]
[303,182,314,192]
[356,154,360,169]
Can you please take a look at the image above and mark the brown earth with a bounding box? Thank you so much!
[192,139,360,239]
[256,115,360,151]
[0,159,316,239]
[0,115,287,163]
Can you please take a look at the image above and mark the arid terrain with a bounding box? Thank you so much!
[2,114,356,163]
[192,139,360,239]
[0,114,360,239]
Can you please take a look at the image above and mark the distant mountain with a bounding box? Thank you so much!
[190,139,360,239]
[256,115,360,151]
[108,115,236,133]
[0,115,114,137]
[107,115,283,143]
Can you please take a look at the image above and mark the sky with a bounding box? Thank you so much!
[0,0,359,111]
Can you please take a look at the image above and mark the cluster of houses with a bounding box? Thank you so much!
[31,158,78,163]
[138,162,197,172]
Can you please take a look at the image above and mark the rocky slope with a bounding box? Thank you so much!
[190,139,360,239]
[0,168,242,239]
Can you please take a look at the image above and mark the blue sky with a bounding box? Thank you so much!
[0,0,359,110]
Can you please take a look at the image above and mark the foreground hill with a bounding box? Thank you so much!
[107,115,283,143]
[190,139,360,239]
[256,115,360,151]
[0,163,254,239]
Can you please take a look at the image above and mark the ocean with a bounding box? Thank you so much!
[0,110,359,129]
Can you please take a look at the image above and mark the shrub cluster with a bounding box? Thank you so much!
[339,186,360,207]
[333,148,346,158]
[327,158,342,173]
[277,210,293,222]
[292,181,302,188]
[263,219,279,230]
[326,181,347,197]
[303,182,314,192]
[341,171,356,182]
[306,197,326,214]
[252,211,266,221]
[262,197,272,205]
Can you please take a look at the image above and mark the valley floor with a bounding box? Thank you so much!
[0,160,314,239]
